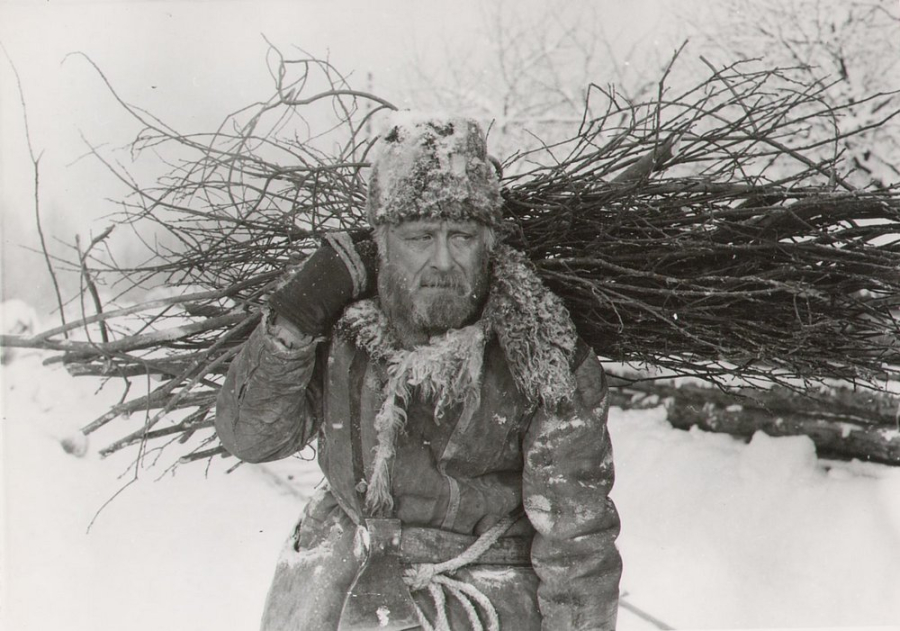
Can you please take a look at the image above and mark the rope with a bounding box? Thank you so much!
[443,580,482,630]
[403,513,519,631]
[439,576,500,631]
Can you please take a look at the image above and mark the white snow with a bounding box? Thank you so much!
[1,352,306,631]
[2,349,900,630]
[376,605,391,627]
[611,408,900,630]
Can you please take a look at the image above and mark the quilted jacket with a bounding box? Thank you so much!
[215,245,622,630]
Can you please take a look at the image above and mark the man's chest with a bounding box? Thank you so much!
[323,340,533,477]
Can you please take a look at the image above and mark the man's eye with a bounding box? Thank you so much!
[451,233,475,244]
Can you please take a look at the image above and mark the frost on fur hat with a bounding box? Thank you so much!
[366,112,503,227]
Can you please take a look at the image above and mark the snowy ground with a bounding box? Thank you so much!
[2,343,900,630]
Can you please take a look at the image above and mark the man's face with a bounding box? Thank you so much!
[378,219,491,343]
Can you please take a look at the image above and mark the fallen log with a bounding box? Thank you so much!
[610,380,900,465]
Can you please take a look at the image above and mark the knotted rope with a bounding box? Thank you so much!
[403,513,519,631]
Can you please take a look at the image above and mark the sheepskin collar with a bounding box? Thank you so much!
[335,244,579,515]
[336,244,579,409]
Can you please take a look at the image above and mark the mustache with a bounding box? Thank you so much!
[418,270,469,290]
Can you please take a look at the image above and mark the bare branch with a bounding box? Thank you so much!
[1,42,69,333]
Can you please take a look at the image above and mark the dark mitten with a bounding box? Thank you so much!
[269,231,378,337]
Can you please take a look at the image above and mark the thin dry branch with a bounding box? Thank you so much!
[1,43,69,334]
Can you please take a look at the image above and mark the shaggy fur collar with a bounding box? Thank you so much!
[338,244,578,405]
[335,244,578,513]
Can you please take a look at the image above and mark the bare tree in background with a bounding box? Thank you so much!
[403,0,670,166]
[692,0,900,187]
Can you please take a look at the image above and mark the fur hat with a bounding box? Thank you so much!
[366,112,503,227]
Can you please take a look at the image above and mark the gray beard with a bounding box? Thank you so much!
[378,261,490,347]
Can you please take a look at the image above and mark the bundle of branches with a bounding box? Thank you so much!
[502,62,900,387]
[4,48,900,465]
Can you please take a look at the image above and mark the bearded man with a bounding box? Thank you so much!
[215,114,622,631]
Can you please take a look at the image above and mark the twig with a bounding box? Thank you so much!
[85,477,138,534]
[75,226,115,343]
[0,312,251,356]
[1,43,68,333]
[180,446,227,463]
[619,593,674,630]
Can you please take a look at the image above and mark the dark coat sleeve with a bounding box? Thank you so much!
[522,350,622,631]
[214,320,322,463]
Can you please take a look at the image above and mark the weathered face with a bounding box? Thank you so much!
[378,219,492,344]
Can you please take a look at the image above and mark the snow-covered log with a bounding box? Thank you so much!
[611,381,900,465]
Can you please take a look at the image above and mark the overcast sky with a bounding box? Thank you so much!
[0,0,699,313]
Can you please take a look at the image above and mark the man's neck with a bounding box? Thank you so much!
[383,304,487,350]
[387,316,459,350]
[390,319,431,349]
